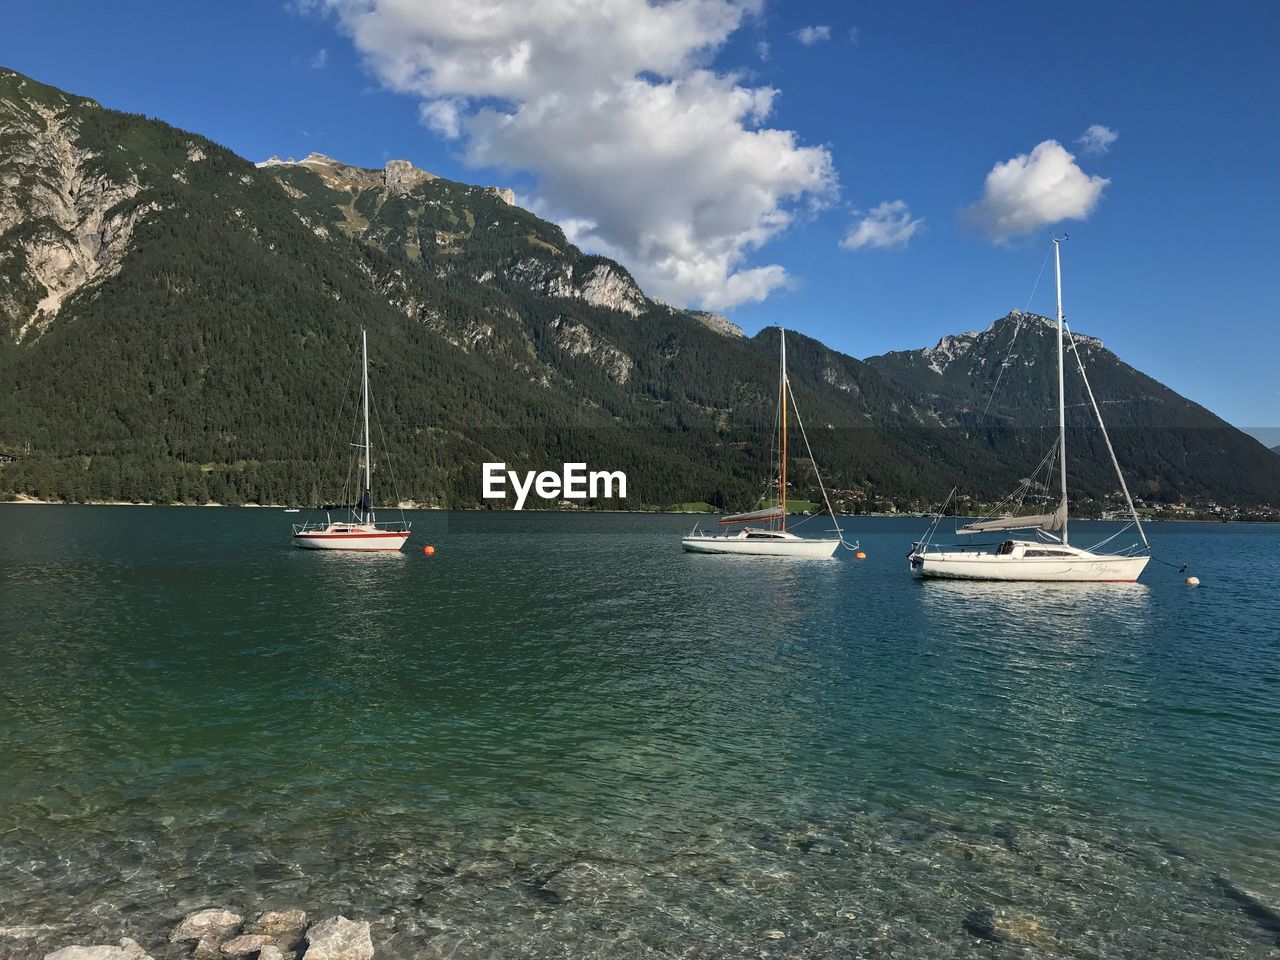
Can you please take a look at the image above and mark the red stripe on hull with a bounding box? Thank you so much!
[296,546,405,551]
[921,576,1139,583]
[292,532,409,540]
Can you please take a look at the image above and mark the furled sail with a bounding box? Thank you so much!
[959,501,1067,534]
[318,489,372,513]
[719,506,785,525]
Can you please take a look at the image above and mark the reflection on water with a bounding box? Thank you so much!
[0,508,1277,958]
[918,576,1151,621]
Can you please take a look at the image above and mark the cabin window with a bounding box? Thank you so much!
[997,541,1015,556]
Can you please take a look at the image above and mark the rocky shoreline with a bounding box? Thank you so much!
[44,911,372,960]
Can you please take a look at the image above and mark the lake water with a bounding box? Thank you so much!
[0,506,1277,958]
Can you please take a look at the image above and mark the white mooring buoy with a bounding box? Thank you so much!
[1185,576,1200,586]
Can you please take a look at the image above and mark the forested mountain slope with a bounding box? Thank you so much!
[866,313,1280,505]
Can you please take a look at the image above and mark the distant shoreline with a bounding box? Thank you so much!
[3,496,1275,523]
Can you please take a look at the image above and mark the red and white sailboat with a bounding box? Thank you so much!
[292,329,411,551]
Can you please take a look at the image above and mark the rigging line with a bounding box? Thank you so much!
[970,440,1058,526]
[339,381,364,516]
[1150,555,1193,574]
[308,344,359,518]
[981,243,1056,418]
[748,355,783,517]
[367,377,409,524]
[919,485,956,554]
[1064,320,1149,550]
[783,376,858,550]
[1023,242,1055,312]
[1087,521,1135,553]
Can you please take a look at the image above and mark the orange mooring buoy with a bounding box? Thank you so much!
[422,544,436,556]
[855,551,867,560]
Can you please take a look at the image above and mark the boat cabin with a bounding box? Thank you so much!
[741,527,795,540]
[995,540,1077,559]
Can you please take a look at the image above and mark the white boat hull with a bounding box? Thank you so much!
[911,550,1148,582]
[683,535,840,558]
[292,527,410,551]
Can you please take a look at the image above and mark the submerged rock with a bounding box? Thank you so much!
[1,925,60,938]
[995,910,1060,950]
[248,910,308,939]
[797,833,849,856]
[961,908,1005,943]
[962,907,1058,948]
[539,860,637,903]
[171,910,243,943]
[45,939,151,960]
[1213,875,1280,945]
[304,916,373,960]
[219,933,273,956]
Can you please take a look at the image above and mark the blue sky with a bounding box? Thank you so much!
[3,1,1276,441]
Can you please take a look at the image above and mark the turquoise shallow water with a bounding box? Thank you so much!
[0,506,1278,958]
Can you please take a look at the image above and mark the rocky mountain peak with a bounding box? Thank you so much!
[507,260,648,315]
[484,185,516,206]
[921,330,980,375]
[382,159,436,194]
[579,263,646,315]
[991,310,1105,351]
[689,311,745,338]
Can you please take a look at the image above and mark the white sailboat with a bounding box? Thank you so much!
[909,239,1150,582]
[292,329,412,551]
[682,328,849,558]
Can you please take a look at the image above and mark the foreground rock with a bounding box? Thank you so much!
[45,938,152,960]
[219,934,272,956]
[171,910,243,944]
[248,910,308,939]
[304,916,374,960]
[245,909,308,953]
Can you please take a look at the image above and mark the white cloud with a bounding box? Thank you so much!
[848,26,861,43]
[1077,123,1118,155]
[841,200,922,251]
[757,39,770,61]
[315,0,836,309]
[793,25,831,45]
[309,47,329,69]
[418,98,463,139]
[962,140,1109,244]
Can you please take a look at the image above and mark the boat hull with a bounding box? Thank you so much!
[682,536,840,558]
[910,551,1149,582]
[292,531,410,552]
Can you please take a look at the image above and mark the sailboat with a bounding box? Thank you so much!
[292,329,412,551]
[908,239,1150,582]
[682,328,849,558]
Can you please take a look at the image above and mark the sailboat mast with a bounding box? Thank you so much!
[1054,238,1069,545]
[361,327,372,522]
[780,328,787,531]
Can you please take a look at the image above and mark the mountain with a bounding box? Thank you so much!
[1,67,1277,511]
[866,312,1280,505]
